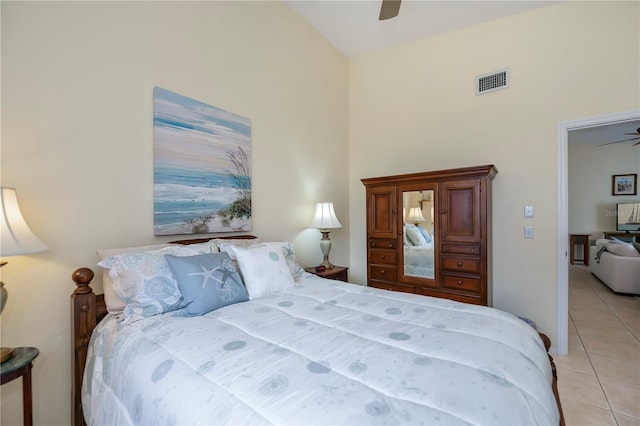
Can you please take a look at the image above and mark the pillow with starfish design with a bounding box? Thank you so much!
[165,252,249,315]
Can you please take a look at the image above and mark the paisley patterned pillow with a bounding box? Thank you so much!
[98,245,202,325]
[165,252,249,316]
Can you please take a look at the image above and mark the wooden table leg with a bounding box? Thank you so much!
[22,363,33,426]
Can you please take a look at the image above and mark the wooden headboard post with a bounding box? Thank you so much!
[71,267,99,426]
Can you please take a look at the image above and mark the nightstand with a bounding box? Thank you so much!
[1,347,39,426]
[305,266,349,282]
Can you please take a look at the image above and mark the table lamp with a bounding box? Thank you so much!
[310,202,342,269]
[405,206,426,226]
[0,187,48,362]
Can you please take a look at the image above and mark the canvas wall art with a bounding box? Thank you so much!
[154,87,251,235]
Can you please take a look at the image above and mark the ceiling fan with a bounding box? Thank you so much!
[379,0,401,20]
[599,127,640,146]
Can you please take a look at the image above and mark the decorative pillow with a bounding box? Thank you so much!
[405,224,427,246]
[416,225,432,244]
[605,242,640,257]
[98,245,201,325]
[97,243,173,316]
[403,225,410,246]
[216,238,261,260]
[231,243,295,299]
[263,241,306,281]
[165,252,248,316]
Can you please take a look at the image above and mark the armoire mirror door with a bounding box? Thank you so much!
[399,184,438,288]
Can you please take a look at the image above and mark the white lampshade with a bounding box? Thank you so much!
[1,187,48,257]
[405,207,426,224]
[310,202,342,230]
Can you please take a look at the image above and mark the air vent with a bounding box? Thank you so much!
[476,68,510,95]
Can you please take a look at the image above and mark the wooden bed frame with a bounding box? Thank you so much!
[70,236,564,426]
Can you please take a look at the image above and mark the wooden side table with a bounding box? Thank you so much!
[569,233,591,266]
[1,347,39,426]
[305,266,349,282]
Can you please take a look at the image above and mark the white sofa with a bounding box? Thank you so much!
[589,240,640,295]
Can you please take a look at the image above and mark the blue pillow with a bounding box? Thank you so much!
[165,252,249,316]
[416,225,432,244]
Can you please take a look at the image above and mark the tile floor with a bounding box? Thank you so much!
[557,265,639,425]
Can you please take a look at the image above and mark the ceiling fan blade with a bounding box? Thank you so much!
[624,133,640,136]
[633,140,640,146]
[379,0,401,20]
[598,137,640,146]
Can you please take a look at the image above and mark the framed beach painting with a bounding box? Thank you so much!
[153,87,251,235]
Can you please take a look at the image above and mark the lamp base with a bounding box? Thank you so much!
[319,230,334,269]
[0,347,14,363]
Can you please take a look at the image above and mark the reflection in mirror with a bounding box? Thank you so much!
[403,190,434,279]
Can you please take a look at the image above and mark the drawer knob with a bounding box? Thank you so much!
[440,209,446,214]
[372,242,377,247]
[380,255,385,259]
[445,247,451,252]
[457,280,463,286]
[387,243,392,248]
[380,270,385,274]
[457,261,463,267]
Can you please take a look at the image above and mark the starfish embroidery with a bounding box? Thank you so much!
[188,265,223,288]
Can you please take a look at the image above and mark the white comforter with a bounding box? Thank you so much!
[83,274,559,425]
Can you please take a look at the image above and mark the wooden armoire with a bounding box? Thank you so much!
[361,165,497,306]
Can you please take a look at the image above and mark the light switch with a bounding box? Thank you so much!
[524,226,534,239]
[524,205,534,218]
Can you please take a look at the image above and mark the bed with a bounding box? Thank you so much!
[71,236,564,425]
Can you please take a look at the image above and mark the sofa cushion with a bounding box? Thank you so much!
[606,242,640,257]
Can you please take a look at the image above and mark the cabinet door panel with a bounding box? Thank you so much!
[440,179,481,242]
[368,186,397,239]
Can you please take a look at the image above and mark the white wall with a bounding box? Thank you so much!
[349,1,640,347]
[569,143,640,235]
[1,2,348,424]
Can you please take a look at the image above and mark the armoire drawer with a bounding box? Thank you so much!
[369,280,415,294]
[441,274,481,293]
[369,239,397,250]
[441,244,480,255]
[369,249,397,265]
[441,255,480,274]
[369,265,398,281]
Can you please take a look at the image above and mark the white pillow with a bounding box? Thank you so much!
[231,243,295,299]
[262,241,307,282]
[605,242,640,257]
[216,238,262,260]
[98,245,203,325]
[405,225,427,246]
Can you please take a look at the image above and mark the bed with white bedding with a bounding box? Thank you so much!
[71,237,563,426]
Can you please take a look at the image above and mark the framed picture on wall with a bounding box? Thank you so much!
[611,174,637,196]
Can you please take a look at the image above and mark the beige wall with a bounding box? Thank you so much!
[349,1,640,346]
[1,2,348,424]
[568,143,640,235]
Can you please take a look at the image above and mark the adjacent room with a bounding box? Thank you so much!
[1,1,638,425]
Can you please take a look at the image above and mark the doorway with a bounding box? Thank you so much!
[556,109,640,355]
